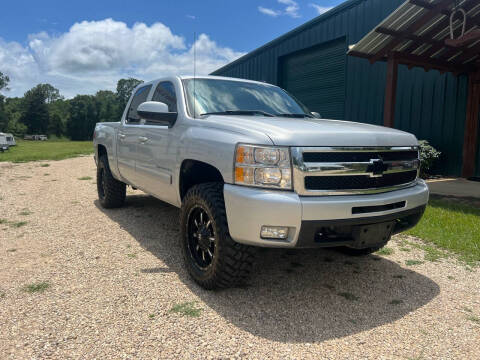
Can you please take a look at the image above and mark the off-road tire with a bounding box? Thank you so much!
[180,182,256,290]
[97,154,126,209]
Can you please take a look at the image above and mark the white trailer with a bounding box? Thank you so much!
[0,134,9,152]
[0,132,16,146]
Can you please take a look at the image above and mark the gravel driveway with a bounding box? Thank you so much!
[1,157,479,359]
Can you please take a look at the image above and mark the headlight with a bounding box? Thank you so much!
[234,144,292,189]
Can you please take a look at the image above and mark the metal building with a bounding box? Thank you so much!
[212,0,480,177]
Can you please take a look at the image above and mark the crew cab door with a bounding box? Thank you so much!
[117,85,152,184]
[135,81,179,205]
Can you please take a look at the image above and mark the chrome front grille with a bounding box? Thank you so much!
[291,147,420,196]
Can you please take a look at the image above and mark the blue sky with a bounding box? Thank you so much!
[0,0,343,97]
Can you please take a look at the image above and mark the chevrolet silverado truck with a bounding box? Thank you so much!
[93,75,429,289]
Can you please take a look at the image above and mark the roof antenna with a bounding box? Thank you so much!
[193,31,197,119]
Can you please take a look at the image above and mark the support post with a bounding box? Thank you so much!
[383,55,399,128]
[462,72,480,178]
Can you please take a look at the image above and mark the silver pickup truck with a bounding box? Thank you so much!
[93,75,429,289]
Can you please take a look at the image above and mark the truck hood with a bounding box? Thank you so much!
[204,116,418,147]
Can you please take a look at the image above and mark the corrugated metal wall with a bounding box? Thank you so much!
[212,0,470,176]
[476,113,480,177]
[280,38,347,119]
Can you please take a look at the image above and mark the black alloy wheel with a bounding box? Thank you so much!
[187,205,216,269]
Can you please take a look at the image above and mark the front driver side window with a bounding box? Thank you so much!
[126,85,152,123]
[152,81,177,112]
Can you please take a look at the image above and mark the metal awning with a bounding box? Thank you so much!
[348,0,480,74]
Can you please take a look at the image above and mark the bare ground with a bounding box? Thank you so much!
[0,157,479,359]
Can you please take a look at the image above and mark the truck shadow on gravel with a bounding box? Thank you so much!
[96,194,440,343]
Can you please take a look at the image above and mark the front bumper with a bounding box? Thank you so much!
[223,180,429,248]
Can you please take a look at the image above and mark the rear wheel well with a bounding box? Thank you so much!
[180,160,224,200]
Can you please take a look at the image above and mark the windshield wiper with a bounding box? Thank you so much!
[276,113,314,118]
[201,110,275,117]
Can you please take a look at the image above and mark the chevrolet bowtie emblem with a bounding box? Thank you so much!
[367,159,388,177]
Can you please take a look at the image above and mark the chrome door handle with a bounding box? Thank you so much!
[118,133,126,140]
[138,136,149,143]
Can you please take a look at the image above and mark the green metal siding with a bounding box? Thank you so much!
[476,111,480,177]
[280,38,346,119]
[212,0,470,176]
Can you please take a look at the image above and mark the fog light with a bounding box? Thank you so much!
[261,226,289,239]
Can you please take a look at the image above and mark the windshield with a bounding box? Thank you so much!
[183,78,310,118]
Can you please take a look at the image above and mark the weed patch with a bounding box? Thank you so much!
[376,247,394,256]
[405,260,424,266]
[169,302,202,317]
[23,281,50,293]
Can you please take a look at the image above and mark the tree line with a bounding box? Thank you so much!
[0,72,143,140]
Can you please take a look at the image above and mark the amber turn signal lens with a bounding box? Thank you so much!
[235,167,244,183]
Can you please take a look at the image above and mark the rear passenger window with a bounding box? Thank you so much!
[126,85,152,123]
[152,82,177,112]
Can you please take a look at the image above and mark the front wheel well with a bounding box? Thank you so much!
[97,144,107,160]
[179,160,224,200]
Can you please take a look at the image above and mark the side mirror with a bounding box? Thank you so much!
[137,101,177,127]
[311,112,321,119]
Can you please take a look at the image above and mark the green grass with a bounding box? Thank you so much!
[78,176,92,181]
[23,281,50,293]
[0,139,93,163]
[467,315,480,324]
[407,198,480,265]
[11,221,28,228]
[169,301,202,317]
[405,259,424,266]
[376,247,394,256]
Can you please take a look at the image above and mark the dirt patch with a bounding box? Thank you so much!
[0,157,479,359]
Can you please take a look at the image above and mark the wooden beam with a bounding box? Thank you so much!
[376,24,480,62]
[394,52,475,74]
[462,72,480,177]
[411,8,480,60]
[411,0,479,22]
[347,50,372,59]
[410,0,478,21]
[402,0,480,56]
[383,55,399,128]
[370,0,453,64]
[448,39,480,65]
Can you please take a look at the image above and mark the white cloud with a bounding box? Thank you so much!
[258,0,300,18]
[278,0,300,18]
[0,19,244,98]
[309,4,333,15]
[258,6,281,17]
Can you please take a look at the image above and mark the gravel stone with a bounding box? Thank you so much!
[0,157,479,359]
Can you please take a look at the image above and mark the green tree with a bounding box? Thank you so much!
[0,95,7,132]
[0,72,9,92]
[20,85,50,134]
[4,97,26,136]
[95,90,121,122]
[116,78,143,112]
[67,95,98,140]
[48,98,69,137]
[37,83,63,104]
[48,113,64,137]
[0,72,10,131]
